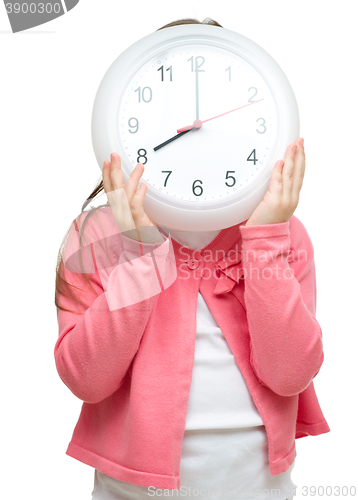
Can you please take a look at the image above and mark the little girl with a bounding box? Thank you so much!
[54,18,330,500]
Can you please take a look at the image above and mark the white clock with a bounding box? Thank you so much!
[91,24,299,231]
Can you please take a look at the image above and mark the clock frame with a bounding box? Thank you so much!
[92,24,299,231]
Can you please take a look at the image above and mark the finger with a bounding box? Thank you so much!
[282,143,297,201]
[109,153,124,191]
[125,163,144,201]
[102,161,112,194]
[130,182,147,221]
[291,139,305,198]
[267,160,284,197]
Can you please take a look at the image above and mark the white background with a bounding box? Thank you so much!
[0,1,356,499]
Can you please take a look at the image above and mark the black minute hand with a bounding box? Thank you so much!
[153,128,193,152]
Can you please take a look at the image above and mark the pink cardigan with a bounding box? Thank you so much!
[54,207,330,489]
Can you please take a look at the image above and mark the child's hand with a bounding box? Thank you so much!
[103,154,164,243]
[245,137,305,227]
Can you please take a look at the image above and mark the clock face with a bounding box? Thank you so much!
[92,25,299,230]
[118,42,278,204]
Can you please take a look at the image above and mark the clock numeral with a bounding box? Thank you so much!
[137,148,148,165]
[192,179,203,197]
[134,86,152,103]
[248,87,258,103]
[128,117,139,134]
[225,66,231,82]
[256,118,266,134]
[188,56,205,72]
[163,173,238,197]
[247,149,258,165]
[158,65,173,82]
[225,171,236,187]
[161,171,172,187]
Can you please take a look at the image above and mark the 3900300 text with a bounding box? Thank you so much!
[299,485,356,496]
[5,3,61,14]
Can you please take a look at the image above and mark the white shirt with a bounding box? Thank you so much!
[91,226,297,500]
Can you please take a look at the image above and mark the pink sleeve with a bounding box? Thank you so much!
[54,218,175,404]
[239,216,324,397]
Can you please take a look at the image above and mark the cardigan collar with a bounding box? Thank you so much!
[157,220,248,295]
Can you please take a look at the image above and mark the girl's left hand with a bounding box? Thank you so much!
[245,137,305,226]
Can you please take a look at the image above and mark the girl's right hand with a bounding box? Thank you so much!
[102,153,165,243]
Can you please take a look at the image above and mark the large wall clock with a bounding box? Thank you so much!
[92,24,299,231]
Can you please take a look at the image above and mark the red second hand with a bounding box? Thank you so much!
[177,98,265,133]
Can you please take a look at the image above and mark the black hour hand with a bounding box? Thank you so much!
[153,128,193,152]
